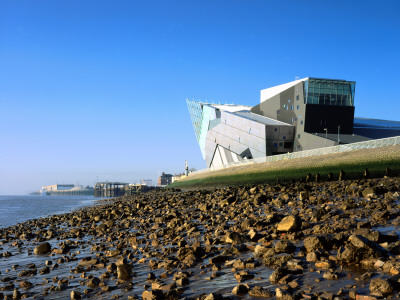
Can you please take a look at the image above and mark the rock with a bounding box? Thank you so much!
[264,253,293,267]
[19,280,32,288]
[34,242,51,255]
[277,215,300,232]
[142,290,164,300]
[249,286,274,298]
[232,283,249,295]
[274,240,295,253]
[369,277,394,296]
[303,236,325,252]
[209,255,230,264]
[204,293,224,300]
[13,288,21,300]
[323,272,338,280]
[225,232,248,244]
[306,252,319,262]
[87,277,100,287]
[269,267,288,283]
[116,258,132,281]
[70,290,82,300]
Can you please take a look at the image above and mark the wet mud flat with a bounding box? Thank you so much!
[1,177,400,299]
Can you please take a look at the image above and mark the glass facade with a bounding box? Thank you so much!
[186,99,203,142]
[304,78,355,106]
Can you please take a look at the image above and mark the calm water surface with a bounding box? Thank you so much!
[0,195,99,228]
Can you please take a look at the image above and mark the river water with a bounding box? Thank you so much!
[0,195,98,228]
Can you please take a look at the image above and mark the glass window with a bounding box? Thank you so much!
[297,134,300,139]
[273,143,278,147]
[296,95,299,101]
[291,105,294,110]
[274,128,277,131]
[297,105,299,110]
[283,136,286,140]
[288,99,291,103]
[279,142,283,147]
[301,120,303,125]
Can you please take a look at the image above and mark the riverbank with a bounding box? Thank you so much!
[1,176,400,299]
[171,145,400,191]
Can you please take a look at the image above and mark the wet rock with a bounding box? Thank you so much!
[303,236,325,252]
[204,293,223,300]
[269,267,288,283]
[87,277,100,287]
[70,290,82,300]
[142,289,164,300]
[234,270,254,282]
[274,240,295,253]
[116,258,132,281]
[225,232,248,244]
[19,280,32,288]
[369,277,394,296]
[34,242,51,255]
[264,253,293,267]
[249,286,274,298]
[232,283,249,295]
[13,288,21,300]
[277,215,300,232]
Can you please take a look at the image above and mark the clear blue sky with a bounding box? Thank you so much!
[1,0,399,194]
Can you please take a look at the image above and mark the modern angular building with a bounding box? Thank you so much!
[187,77,400,168]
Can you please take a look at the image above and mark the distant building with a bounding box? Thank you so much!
[40,184,94,196]
[142,179,152,186]
[172,173,186,183]
[158,172,173,186]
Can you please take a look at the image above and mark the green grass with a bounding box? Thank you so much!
[169,158,400,190]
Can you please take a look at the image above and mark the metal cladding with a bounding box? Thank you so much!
[187,77,399,168]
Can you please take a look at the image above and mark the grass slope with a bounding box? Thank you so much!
[170,145,400,190]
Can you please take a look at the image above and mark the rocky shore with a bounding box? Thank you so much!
[1,177,400,299]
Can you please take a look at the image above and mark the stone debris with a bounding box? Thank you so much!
[0,176,399,298]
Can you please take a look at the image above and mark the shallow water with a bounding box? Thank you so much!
[0,195,98,228]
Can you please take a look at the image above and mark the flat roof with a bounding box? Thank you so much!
[205,103,252,113]
[232,111,292,126]
[314,133,370,144]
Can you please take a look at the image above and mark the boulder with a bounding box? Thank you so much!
[277,216,300,232]
[232,283,249,295]
[304,236,325,252]
[34,242,51,255]
[274,240,295,253]
[369,277,394,296]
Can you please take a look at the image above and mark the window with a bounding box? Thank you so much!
[279,142,283,147]
[274,128,277,131]
[297,134,301,139]
[291,118,294,123]
[291,105,294,110]
[288,99,291,103]
[301,120,304,125]
[284,142,293,148]
[283,136,286,140]
[299,115,302,119]
[297,105,299,110]
[273,143,278,148]
[296,95,299,101]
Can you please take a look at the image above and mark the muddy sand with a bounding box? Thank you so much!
[1,176,400,299]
